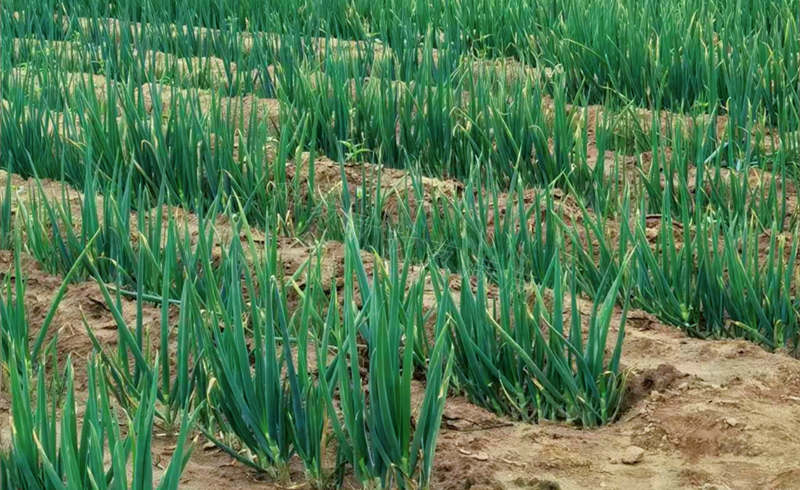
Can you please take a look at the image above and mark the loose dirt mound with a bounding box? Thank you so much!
[429,310,800,490]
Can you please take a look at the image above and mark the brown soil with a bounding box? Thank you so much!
[3,232,800,489]
[135,84,281,133]
[5,42,800,490]
[132,50,262,90]
[427,304,800,490]
[9,67,113,101]
[1,164,798,489]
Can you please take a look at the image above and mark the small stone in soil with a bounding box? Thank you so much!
[621,446,645,465]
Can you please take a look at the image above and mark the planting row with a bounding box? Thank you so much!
[7,33,795,150]
[0,167,630,487]
[4,54,795,209]
[4,0,798,120]
[3,52,799,350]
[3,86,798,348]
